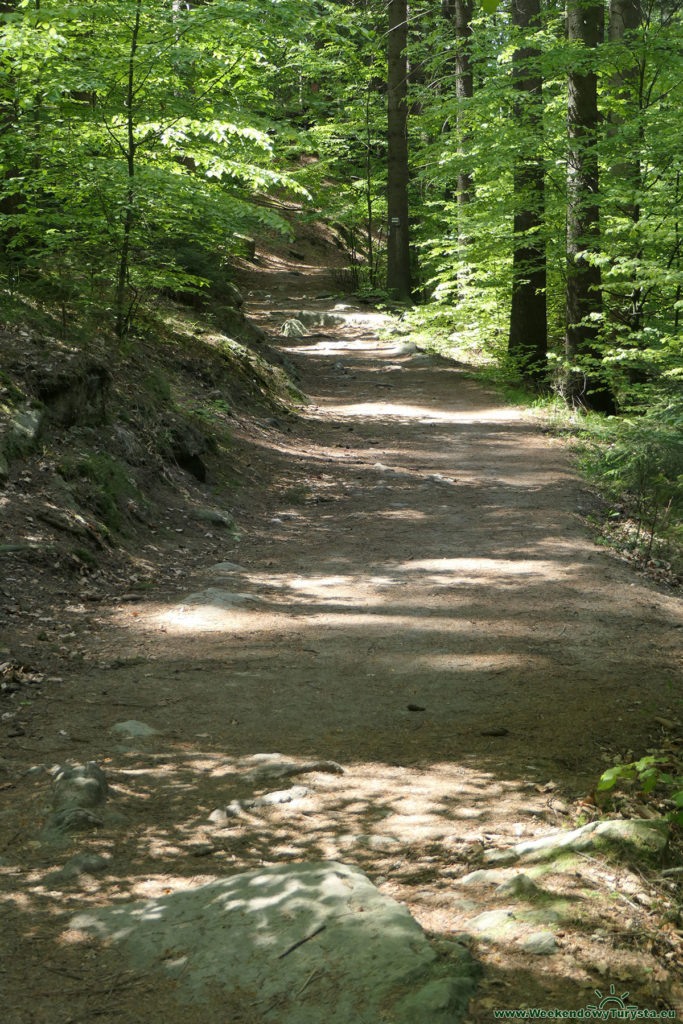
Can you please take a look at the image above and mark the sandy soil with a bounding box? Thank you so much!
[1,240,681,1023]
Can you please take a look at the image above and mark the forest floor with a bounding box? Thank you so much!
[1,220,682,1023]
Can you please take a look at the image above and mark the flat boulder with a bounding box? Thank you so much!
[71,861,477,1024]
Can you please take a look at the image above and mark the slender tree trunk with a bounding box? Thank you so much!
[608,0,643,334]
[386,0,412,301]
[453,0,473,212]
[115,0,142,340]
[565,0,616,413]
[508,0,547,381]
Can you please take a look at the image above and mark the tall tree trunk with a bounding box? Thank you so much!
[565,0,616,413]
[453,0,473,212]
[508,0,547,382]
[386,0,412,301]
[608,0,643,334]
[115,0,142,340]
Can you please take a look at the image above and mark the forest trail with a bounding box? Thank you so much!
[2,251,682,1022]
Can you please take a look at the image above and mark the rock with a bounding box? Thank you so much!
[495,874,542,898]
[242,755,344,783]
[168,423,210,482]
[71,861,477,1024]
[482,818,669,866]
[52,762,108,811]
[183,589,255,609]
[281,318,307,337]
[295,310,346,328]
[46,807,104,835]
[194,508,235,528]
[253,784,309,807]
[8,405,44,457]
[224,281,244,308]
[111,720,159,739]
[386,341,418,357]
[45,852,110,884]
[521,932,557,955]
[468,909,517,939]
[220,785,311,817]
[456,869,509,887]
[208,561,245,573]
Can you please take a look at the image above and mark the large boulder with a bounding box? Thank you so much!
[72,860,477,1024]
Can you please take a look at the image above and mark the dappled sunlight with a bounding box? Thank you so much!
[321,398,523,424]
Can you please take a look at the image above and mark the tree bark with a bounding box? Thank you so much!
[608,0,642,334]
[565,0,616,413]
[453,0,473,211]
[115,0,142,340]
[386,0,412,301]
[508,0,547,381]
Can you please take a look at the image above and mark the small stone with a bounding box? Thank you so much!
[521,932,557,955]
[209,562,246,574]
[495,874,541,898]
[194,509,235,528]
[251,785,309,807]
[111,720,159,738]
[456,869,509,887]
[208,808,229,826]
[469,909,516,932]
[281,319,307,337]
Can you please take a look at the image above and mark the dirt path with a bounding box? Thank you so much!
[2,271,682,1022]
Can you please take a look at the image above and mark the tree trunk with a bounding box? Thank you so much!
[608,0,643,334]
[453,0,473,212]
[115,0,142,340]
[565,0,616,413]
[508,0,547,382]
[386,0,412,301]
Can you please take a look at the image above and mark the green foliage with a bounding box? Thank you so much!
[578,398,683,560]
[598,755,683,826]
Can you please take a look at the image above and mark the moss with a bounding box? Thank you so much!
[58,452,138,532]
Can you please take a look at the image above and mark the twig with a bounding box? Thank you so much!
[661,867,683,876]
[297,968,323,996]
[278,924,326,960]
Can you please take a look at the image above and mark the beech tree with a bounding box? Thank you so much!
[507,0,547,380]
[565,0,616,412]
[386,0,412,300]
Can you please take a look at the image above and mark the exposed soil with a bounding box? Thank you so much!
[1,223,681,1023]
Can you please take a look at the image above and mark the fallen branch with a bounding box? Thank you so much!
[277,924,326,959]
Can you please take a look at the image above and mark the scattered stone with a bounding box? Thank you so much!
[45,852,111,884]
[521,932,558,955]
[495,874,541,898]
[219,785,311,818]
[111,720,159,739]
[295,310,346,327]
[194,508,235,528]
[483,818,669,866]
[468,909,517,939]
[71,861,477,1024]
[456,869,509,887]
[281,318,307,337]
[208,561,246,574]
[52,762,108,811]
[385,341,418,357]
[242,754,344,783]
